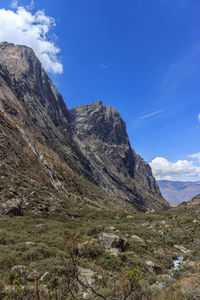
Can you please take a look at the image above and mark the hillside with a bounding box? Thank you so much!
[1,42,200,300]
[0,195,200,299]
[0,42,168,213]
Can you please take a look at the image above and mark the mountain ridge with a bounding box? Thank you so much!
[0,42,169,214]
[158,180,200,203]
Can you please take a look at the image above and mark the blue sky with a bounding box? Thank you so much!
[1,0,200,181]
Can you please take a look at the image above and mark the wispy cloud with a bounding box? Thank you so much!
[10,0,18,9]
[162,44,200,94]
[100,63,108,69]
[140,109,165,120]
[26,0,34,10]
[198,114,200,122]
[11,0,34,10]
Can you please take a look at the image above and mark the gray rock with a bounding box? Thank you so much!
[125,234,130,238]
[69,101,168,211]
[106,247,119,257]
[130,235,144,243]
[78,267,97,298]
[98,233,129,252]
[146,260,156,268]
[106,226,118,232]
[78,267,95,286]
[174,245,190,253]
[0,199,23,216]
[0,42,169,214]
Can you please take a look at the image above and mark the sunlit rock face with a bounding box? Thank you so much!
[69,100,167,210]
[0,42,169,213]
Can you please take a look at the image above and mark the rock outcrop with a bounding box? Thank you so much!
[69,101,168,209]
[98,232,129,252]
[0,42,169,213]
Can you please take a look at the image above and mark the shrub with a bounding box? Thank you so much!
[77,242,105,259]
[96,253,123,271]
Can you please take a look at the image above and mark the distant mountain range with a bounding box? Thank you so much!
[158,180,200,203]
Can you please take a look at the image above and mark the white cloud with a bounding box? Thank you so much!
[188,152,200,163]
[198,114,200,122]
[140,109,165,120]
[150,156,200,181]
[0,5,63,74]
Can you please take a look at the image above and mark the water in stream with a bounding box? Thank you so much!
[154,248,186,289]
[173,255,184,271]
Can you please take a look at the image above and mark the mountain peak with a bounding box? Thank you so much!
[0,42,70,128]
[70,100,127,145]
[92,100,104,106]
[0,43,169,213]
[0,42,39,78]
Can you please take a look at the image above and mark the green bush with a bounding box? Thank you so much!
[77,242,105,259]
[97,253,123,271]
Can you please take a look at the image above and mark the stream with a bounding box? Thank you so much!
[173,255,184,271]
[155,245,188,289]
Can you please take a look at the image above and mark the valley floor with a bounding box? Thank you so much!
[0,203,200,299]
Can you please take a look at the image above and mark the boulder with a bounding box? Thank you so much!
[106,226,118,232]
[130,235,144,243]
[0,199,23,216]
[78,267,96,298]
[106,247,119,257]
[78,268,95,286]
[98,233,129,252]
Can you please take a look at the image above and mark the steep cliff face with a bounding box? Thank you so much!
[0,42,70,128]
[69,101,167,210]
[0,42,169,213]
[0,42,91,177]
[133,151,161,196]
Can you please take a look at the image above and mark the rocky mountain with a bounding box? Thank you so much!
[0,42,169,215]
[185,193,200,206]
[158,180,200,203]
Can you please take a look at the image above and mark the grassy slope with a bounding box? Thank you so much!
[0,202,200,299]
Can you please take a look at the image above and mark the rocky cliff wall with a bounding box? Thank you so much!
[0,42,169,212]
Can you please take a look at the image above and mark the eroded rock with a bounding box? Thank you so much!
[98,233,129,252]
[0,199,23,216]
